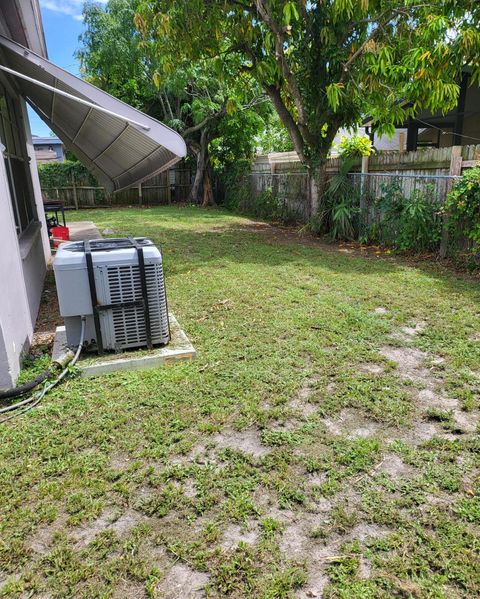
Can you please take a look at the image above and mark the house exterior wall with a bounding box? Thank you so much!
[0,144,35,389]
[0,0,50,390]
[33,137,65,162]
[0,95,50,390]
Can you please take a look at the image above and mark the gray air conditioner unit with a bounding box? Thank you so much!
[53,238,169,353]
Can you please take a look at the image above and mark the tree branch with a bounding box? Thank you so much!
[182,102,227,137]
[340,4,437,80]
[254,0,313,144]
[265,84,306,163]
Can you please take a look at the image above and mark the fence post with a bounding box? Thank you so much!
[71,172,79,210]
[439,145,462,258]
[359,155,369,235]
[166,170,172,204]
[138,183,143,206]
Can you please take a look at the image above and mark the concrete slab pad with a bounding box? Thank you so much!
[68,221,103,241]
[52,313,196,377]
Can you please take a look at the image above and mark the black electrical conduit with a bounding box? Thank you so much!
[0,317,86,424]
[0,370,50,400]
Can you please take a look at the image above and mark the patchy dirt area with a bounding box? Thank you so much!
[213,428,270,458]
[3,208,479,599]
[221,522,259,550]
[322,408,383,439]
[71,509,145,547]
[160,563,210,599]
[31,268,62,352]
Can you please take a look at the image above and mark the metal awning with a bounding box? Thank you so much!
[0,35,186,192]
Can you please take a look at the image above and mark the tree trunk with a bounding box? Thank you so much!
[202,166,216,207]
[308,157,328,219]
[188,129,209,203]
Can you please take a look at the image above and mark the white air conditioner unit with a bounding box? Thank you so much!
[53,238,169,353]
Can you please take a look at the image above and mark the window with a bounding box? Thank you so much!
[0,83,37,234]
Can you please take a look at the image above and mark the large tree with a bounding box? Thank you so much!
[78,0,269,205]
[136,0,480,213]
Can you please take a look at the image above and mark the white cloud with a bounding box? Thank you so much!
[40,0,107,21]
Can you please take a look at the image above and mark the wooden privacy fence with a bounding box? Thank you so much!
[248,144,480,223]
[41,166,194,208]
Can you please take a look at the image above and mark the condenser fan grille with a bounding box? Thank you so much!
[106,264,168,348]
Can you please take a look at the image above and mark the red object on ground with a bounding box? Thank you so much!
[51,226,70,248]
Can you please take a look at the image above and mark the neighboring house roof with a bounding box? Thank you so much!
[32,136,64,146]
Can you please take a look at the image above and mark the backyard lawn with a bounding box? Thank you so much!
[1,206,480,598]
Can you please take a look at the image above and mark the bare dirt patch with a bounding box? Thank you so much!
[109,452,132,471]
[31,269,62,353]
[358,363,385,375]
[377,454,413,478]
[269,419,300,433]
[161,563,210,599]
[451,409,479,433]
[213,428,270,458]
[296,573,330,599]
[221,522,259,550]
[373,307,389,315]
[281,512,389,599]
[112,580,147,599]
[417,388,458,411]
[398,421,440,445]
[380,344,479,436]
[183,479,197,499]
[288,379,319,418]
[390,321,427,343]
[72,508,145,547]
[289,396,318,418]
[358,556,372,580]
[401,321,426,337]
[27,515,68,554]
[169,442,216,466]
[323,408,382,439]
[380,346,434,385]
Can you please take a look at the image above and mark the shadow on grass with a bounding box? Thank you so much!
[76,206,480,299]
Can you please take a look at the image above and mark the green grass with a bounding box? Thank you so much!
[0,205,479,598]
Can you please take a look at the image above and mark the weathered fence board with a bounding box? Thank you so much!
[41,165,194,208]
[248,144,480,224]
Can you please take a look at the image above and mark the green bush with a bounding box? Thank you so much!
[38,160,98,189]
[307,160,361,241]
[219,159,252,211]
[240,187,298,224]
[337,134,374,158]
[373,181,442,251]
[444,166,480,255]
[220,161,301,224]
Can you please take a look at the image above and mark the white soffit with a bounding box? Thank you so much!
[0,34,186,192]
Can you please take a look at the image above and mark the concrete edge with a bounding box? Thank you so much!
[52,313,196,378]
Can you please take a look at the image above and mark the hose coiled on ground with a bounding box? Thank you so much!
[0,317,86,423]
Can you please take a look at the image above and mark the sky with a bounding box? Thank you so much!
[29,1,106,137]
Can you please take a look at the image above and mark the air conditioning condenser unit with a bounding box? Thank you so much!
[53,238,169,353]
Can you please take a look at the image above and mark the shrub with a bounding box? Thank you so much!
[307,159,361,241]
[337,134,374,158]
[38,160,98,189]
[219,159,252,211]
[374,181,442,251]
[220,161,301,224]
[444,166,480,255]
